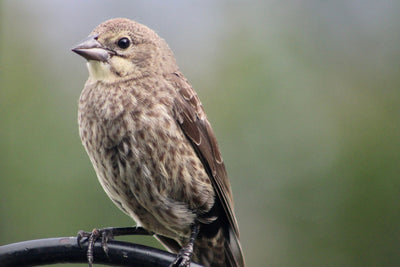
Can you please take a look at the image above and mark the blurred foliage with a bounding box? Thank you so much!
[1,1,400,266]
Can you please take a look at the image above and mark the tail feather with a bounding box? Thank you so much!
[195,227,245,267]
[156,228,245,267]
[224,227,245,267]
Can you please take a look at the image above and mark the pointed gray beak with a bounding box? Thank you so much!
[72,34,113,62]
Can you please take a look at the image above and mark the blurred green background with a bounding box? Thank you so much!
[1,1,400,266]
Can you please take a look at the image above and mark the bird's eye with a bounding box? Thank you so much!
[117,37,130,49]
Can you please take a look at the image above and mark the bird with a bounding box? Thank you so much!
[72,18,245,267]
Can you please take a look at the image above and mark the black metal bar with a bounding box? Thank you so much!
[0,237,204,267]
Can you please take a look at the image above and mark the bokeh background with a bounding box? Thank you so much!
[1,1,400,266]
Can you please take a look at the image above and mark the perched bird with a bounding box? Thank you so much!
[72,18,245,267]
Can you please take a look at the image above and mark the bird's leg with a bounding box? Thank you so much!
[170,223,200,267]
[77,226,153,267]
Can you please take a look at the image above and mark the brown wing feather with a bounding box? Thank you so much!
[169,72,238,234]
[168,72,245,266]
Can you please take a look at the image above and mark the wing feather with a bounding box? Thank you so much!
[167,72,245,266]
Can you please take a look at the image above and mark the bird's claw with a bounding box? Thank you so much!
[169,223,199,267]
[77,228,114,266]
[169,248,192,267]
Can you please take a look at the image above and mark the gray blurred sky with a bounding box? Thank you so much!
[2,0,399,81]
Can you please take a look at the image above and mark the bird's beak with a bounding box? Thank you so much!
[72,34,113,62]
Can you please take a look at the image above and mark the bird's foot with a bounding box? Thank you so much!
[77,226,152,267]
[169,247,193,267]
[169,224,200,267]
[77,228,113,267]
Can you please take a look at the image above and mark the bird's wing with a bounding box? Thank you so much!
[168,72,245,267]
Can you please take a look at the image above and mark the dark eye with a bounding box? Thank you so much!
[117,37,130,49]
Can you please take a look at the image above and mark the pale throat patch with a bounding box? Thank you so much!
[87,57,134,82]
[87,60,116,82]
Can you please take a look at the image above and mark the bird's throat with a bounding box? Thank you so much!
[87,60,116,82]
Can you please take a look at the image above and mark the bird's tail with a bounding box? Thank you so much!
[223,227,246,267]
[193,227,245,267]
[156,227,245,267]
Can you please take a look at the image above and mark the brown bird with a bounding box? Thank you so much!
[72,18,245,267]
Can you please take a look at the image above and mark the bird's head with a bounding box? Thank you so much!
[72,18,177,83]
